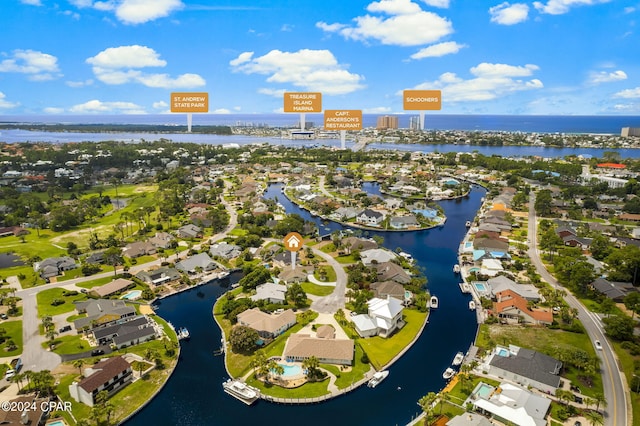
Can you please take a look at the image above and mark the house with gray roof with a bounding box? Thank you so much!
[177,224,202,239]
[374,261,411,284]
[175,252,216,274]
[389,215,419,229]
[236,308,296,340]
[485,345,562,393]
[74,299,136,330]
[250,282,287,304]
[360,248,397,266]
[590,277,636,302]
[136,267,181,286]
[209,242,242,260]
[283,333,354,365]
[487,275,541,301]
[356,209,384,226]
[93,278,134,298]
[122,241,156,258]
[92,315,156,349]
[35,256,78,279]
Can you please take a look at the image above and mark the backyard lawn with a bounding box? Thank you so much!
[36,288,88,317]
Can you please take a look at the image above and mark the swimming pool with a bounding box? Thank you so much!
[121,290,142,300]
[46,420,68,426]
[496,347,510,357]
[473,282,487,292]
[412,208,438,219]
[475,383,494,399]
[276,363,303,378]
[469,267,481,274]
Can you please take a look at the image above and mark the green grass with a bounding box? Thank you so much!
[358,309,427,369]
[313,265,336,282]
[246,374,330,398]
[75,275,113,289]
[321,344,370,389]
[0,320,23,356]
[36,288,88,317]
[612,341,640,424]
[446,375,500,405]
[45,334,89,355]
[301,282,335,296]
[336,254,358,264]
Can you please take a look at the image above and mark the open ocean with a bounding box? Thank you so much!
[1,113,639,134]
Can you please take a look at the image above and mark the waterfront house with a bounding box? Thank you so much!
[370,281,405,301]
[136,267,181,286]
[374,262,411,284]
[479,259,504,277]
[283,333,354,365]
[73,299,136,331]
[92,315,157,348]
[69,356,133,407]
[389,215,419,229]
[487,275,541,301]
[352,295,404,338]
[341,236,378,252]
[356,209,384,226]
[467,382,550,426]
[446,413,493,426]
[236,308,296,341]
[484,345,562,394]
[360,248,397,266]
[175,252,217,274]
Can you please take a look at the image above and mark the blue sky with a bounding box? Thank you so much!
[1,0,638,116]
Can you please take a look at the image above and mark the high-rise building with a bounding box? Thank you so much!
[621,127,640,137]
[409,116,421,130]
[376,115,399,130]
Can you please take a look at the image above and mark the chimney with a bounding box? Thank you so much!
[20,410,29,425]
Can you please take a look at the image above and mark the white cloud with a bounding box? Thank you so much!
[410,41,466,59]
[86,45,205,88]
[317,0,453,46]
[412,62,543,102]
[69,0,183,24]
[20,0,42,5]
[0,49,61,80]
[86,45,166,68]
[489,2,529,25]
[614,87,640,98]
[43,107,65,114]
[533,0,611,15]
[422,0,450,7]
[66,79,94,88]
[212,108,231,114]
[588,70,627,84]
[153,100,168,109]
[364,106,393,113]
[230,49,365,95]
[69,99,146,114]
[0,92,18,109]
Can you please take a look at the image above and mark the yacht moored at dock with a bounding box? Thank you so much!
[452,352,464,366]
[453,264,460,274]
[459,282,472,293]
[429,295,439,309]
[367,370,389,388]
[442,368,456,380]
[178,327,190,340]
[468,300,476,311]
[222,379,260,405]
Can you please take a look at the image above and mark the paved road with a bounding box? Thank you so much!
[527,192,629,426]
[12,182,240,374]
[309,247,348,314]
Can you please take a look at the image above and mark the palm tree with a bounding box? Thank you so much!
[583,396,596,410]
[594,392,607,413]
[302,356,320,379]
[250,350,269,379]
[266,359,284,382]
[584,410,604,426]
[73,359,85,375]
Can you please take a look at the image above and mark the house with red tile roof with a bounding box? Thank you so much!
[493,290,552,326]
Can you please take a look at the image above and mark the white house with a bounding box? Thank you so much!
[468,382,551,426]
[352,295,404,338]
[480,258,503,277]
[360,248,397,266]
[356,209,384,226]
[69,356,133,407]
[250,282,288,304]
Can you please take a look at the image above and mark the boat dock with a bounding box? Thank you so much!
[222,379,260,405]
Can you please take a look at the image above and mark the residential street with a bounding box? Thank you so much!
[528,192,629,426]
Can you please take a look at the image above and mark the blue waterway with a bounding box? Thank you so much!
[2,113,638,134]
[126,183,485,426]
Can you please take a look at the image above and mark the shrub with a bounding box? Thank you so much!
[50,299,65,306]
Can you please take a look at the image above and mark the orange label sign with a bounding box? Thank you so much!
[283,232,303,252]
[403,90,441,110]
[324,110,362,131]
[170,92,209,113]
[284,92,322,113]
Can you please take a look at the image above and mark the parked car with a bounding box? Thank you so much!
[59,325,72,333]
[4,369,15,380]
[0,314,8,320]
[574,395,583,404]
[91,349,105,356]
[595,340,603,350]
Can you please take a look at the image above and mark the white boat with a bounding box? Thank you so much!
[442,367,456,380]
[465,221,471,228]
[430,295,439,309]
[469,300,476,311]
[178,327,190,340]
[222,379,260,405]
[452,352,464,366]
[453,264,460,274]
[367,370,389,388]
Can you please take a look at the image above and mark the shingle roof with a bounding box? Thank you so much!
[489,347,562,388]
[78,356,131,393]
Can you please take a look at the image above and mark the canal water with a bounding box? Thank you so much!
[126,184,486,426]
